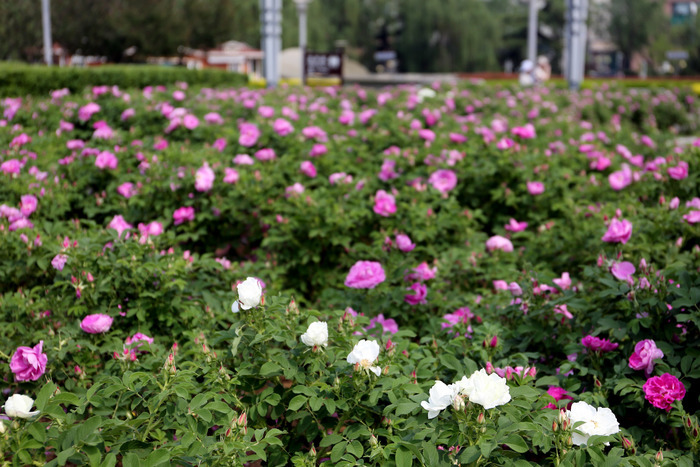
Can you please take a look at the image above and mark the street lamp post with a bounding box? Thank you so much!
[41,0,53,66]
[566,0,589,90]
[260,0,282,88]
[527,0,538,63]
[294,0,312,86]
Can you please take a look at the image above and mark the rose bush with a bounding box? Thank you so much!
[0,80,698,465]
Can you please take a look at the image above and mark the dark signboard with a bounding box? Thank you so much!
[304,51,343,85]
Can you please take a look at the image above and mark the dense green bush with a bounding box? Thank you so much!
[0,81,699,465]
[0,63,246,97]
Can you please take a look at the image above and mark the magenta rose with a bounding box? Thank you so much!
[629,339,664,377]
[601,218,632,244]
[80,314,114,334]
[486,235,514,252]
[10,341,48,382]
[581,335,618,352]
[643,373,685,411]
[404,282,428,305]
[373,190,396,217]
[344,261,386,289]
[428,169,458,193]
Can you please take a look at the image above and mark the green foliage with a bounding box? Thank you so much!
[0,64,246,97]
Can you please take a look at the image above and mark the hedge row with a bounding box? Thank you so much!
[0,63,247,97]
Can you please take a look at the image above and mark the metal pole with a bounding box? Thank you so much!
[41,0,53,66]
[527,0,538,64]
[298,2,308,85]
[567,0,588,90]
[260,0,281,88]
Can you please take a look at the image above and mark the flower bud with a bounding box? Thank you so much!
[490,335,498,348]
[453,396,465,412]
[655,451,663,463]
[552,421,558,432]
[381,417,392,426]
[594,377,602,388]
[622,436,633,451]
[477,412,485,425]
[485,362,495,374]
[383,365,390,375]
[310,445,317,456]
[369,434,379,448]
[558,409,566,424]
[567,436,573,447]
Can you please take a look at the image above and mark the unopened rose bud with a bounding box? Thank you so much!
[310,445,317,456]
[369,434,379,448]
[383,365,390,375]
[382,417,392,426]
[453,396,465,412]
[477,412,485,424]
[567,436,573,447]
[552,421,558,432]
[558,409,566,424]
[655,451,663,463]
[485,361,494,374]
[622,436,633,450]
[490,335,498,348]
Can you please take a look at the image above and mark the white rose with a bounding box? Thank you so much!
[416,88,437,103]
[301,321,328,348]
[0,419,6,433]
[421,380,457,419]
[3,394,40,419]
[346,340,381,376]
[566,401,620,446]
[237,277,262,310]
[465,369,511,410]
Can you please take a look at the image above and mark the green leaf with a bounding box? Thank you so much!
[331,441,348,463]
[421,441,439,466]
[288,395,308,411]
[144,449,171,466]
[395,446,413,467]
[260,361,282,376]
[35,382,57,411]
[77,416,103,442]
[27,421,46,443]
[503,433,529,453]
[122,452,142,467]
[347,440,364,458]
[57,447,76,466]
[395,401,419,417]
[320,434,344,447]
[190,393,208,409]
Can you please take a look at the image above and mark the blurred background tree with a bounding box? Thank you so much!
[0,0,695,75]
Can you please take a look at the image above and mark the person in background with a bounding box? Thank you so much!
[535,56,551,84]
[519,60,535,87]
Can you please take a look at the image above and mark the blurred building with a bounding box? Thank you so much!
[148,41,264,75]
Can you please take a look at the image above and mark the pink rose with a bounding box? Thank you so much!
[19,195,38,216]
[493,280,509,291]
[344,261,386,289]
[395,234,416,252]
[80,314,114,333]
[195,162,215,192]
[273,118,294,136]
[10,341,47,382]
[486,235,513,252]
[552,272,571,290]
[629,340,664,377]
[610,261,635,281]
[667,161,688,180]
[428,169,458,193]
[526,181,545,195]
[581,335,618,352]
[442,307,473,329]
[601,218,632,244]
[254,148,276,161]
[366,314,398,335]
[173,206,195,225]
[643,373,685,411]
[300,161,317,178]
[108,215,133,238]
[504,218,528,232]
[125,333,154,348]
[95,151,118,170]
[309,144,327,157]
[373,190,396,217]
[683,211,700,224]
[238,123,260,147]
[117,182,136,199]
[223,168,239,184]
[52,254,68,271]
[404,282,427,305]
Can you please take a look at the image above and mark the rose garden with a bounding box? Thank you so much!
[0,79,699,466]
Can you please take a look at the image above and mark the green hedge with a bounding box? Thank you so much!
[0,63,248,96]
